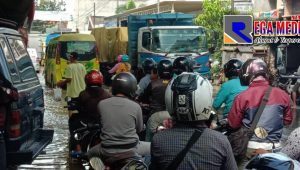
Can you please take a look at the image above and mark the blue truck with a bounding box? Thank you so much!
[125,13,211,76]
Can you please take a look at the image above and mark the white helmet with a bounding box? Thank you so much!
[165,72,213,122]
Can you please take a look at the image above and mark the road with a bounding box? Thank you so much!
[15,73,300,170]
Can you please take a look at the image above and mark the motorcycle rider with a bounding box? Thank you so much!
[150,72,238,170]
[227,58,293,169]
[136,58,156,97]
[143,59,173,141]
[87,72,150,167]
[69,70,111,156]
[213,59,248,118]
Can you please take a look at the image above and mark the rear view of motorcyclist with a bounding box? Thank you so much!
[69,70,111,156]
[213,59,247,118]
[87,72,150,168]
[150,72,238,170]
[172,56,194,76]
[136,58,156,97]
[142,60,173,141]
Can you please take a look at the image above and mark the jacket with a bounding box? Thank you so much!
[213,78,247,117]
[228,80,292,143]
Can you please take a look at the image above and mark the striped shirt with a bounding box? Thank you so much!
[150,125,238,170]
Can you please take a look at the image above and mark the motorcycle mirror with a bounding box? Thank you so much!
[74,133,82,140]
[254,127,268,139]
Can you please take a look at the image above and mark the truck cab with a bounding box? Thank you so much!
[138,26,209,74]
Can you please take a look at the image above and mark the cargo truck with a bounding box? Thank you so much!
[93,13,213,78]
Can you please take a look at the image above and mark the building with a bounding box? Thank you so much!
[104,0,204,27]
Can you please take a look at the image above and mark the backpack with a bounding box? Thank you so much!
[116,63,131,73]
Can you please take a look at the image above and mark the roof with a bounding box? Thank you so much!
[49,34,95,43]
[105,1,203,21]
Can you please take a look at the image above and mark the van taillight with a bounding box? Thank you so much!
[9,110,21,138]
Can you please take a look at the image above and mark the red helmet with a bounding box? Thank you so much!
[85,70,103,86]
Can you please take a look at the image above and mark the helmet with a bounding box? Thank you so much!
[158,59,173,80]
[121,55,129,62]
[224,59,243,78]
[240,58,269,86]
[173,56,194,75]
[112,72,137,98]
[165,72,213,122]
[85,70,104,86]
[117,55,122,62]
[142,58,156,74]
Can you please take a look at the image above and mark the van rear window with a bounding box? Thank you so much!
[8,38,38,82]
[0,38,20,83]
[60,41,96,61]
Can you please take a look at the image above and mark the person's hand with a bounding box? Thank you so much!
[56,80,65,88]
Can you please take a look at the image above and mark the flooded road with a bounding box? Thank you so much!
[15,73,300,169]
[17,73,84,170]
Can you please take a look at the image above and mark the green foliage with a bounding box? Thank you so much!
[195,0,237,61]
[126,0,136,10]
[115,4,127,14]
[35,0,66,11]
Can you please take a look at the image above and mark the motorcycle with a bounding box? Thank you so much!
[73,122,148,170]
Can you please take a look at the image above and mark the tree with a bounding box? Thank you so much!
[115,4,127,14]
[126,0,136,10]
[35,0,66,11]
[195,0,236,61]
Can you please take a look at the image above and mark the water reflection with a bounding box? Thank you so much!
[17,74,73,170]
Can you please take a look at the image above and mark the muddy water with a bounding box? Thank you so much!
[17,74,85,170]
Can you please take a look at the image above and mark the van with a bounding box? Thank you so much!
[0,27,53,166]
[44,33,99,87]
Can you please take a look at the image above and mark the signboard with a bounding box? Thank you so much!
[234,2,253,14]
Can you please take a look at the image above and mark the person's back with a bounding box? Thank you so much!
[213,59,247,118]
[99,96,142,152]
[65,62,86,98]
[151,72,237,170]
[152,126,236,170]
[78,87,111,121]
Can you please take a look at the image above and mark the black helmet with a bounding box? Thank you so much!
[112,72,137,98]
[142,58,156,74]
[173,56,194,75]
[224,59,243,78]
[158,59,173,80]
[240,58,269,86]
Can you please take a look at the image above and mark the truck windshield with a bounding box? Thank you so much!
[152,28,207,53]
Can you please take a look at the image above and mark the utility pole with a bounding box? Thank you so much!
[94,1,96,28]
[117,0,119,27]
[157,0,160,13]
[231,0,234,13]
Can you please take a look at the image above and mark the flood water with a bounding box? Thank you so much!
[17,73,85,170]
[15,73,300,169]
